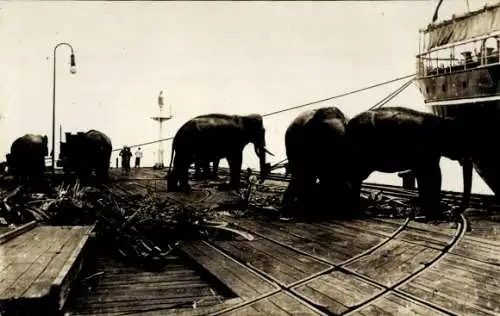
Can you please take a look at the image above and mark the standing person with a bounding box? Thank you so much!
[134,147,143,169]
[119,146,132,176]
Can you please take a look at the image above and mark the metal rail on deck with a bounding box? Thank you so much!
[109,173,483,316]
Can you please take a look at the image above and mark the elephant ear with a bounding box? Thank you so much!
[243,114,264,130]
[246,114,263,123]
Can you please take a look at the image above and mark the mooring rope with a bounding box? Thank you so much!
[111,73,416,152]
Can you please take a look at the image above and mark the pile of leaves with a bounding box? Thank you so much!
[0,181,253,271]
[361,190,417,218]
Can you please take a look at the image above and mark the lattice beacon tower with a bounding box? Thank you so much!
[151,91,172,169]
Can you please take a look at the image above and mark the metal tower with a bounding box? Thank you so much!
[151,91,172,169]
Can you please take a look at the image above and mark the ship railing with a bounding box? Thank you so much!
[417,33,500,78]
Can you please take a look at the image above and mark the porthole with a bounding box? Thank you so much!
[462,81,467,89]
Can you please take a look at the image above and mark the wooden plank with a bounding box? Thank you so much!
[395,222,455,250]
[67,248,244,316]
[221,292,322,315]
[398,254,500,316]
[23,227,90,299]
[67,250,238,312]
[0,221,37,245]
[96,272,202,286]
[344,239,441,287]
[0,226,69,297]
[51,226,95,311]
[462,209,500,242]
[233,218,383,264]
[211,238,330,286]
[306,221,387,248]
[450,236,500,265]
[0,263,31,296]
[181,241,278,300]
[349,292,450,316]
[75,293,230,310]
[326,218,404,238]
[1,226,61,261]
[293,270,383,315]
[72,297,244,316]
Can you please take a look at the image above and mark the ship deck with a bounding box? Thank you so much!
[65,168,500,316]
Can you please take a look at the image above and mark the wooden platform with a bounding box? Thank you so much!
[0,223,94,315]
[180,214,500,316]
[68,252,244,316]
[69,168,500,315]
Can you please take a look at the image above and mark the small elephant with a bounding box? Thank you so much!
[281,107,353,217]
[167,113,273,192]
[7,134,48,183]
[346,106,472,219]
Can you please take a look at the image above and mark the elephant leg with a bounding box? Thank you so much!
[281,180,298,213]
[167,167,179,191]
[286,166,316,215]
[227,152,243,190]
[201,161,211,180]
[211,159,220,180]
[96,161,110,183]
[348,167,370,217]
[281,165,306,215]
[194,161,204,180]
[414,163,442,219]
[174,153,192,192]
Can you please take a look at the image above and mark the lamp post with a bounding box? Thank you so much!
[51,42,77,174]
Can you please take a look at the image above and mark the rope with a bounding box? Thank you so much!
[253,76,416,170]
[368,76,416,110]
[111,73,415,152]
[261,73,416,118]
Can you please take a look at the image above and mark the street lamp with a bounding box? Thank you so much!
[51,42,76,174]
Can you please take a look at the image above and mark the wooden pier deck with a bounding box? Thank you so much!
[0,222,94,315]
[62,168,500,316]
[2,167,499,315]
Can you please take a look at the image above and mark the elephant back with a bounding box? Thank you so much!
[8,134,48,175]
[10,134,48,157]
[85,130,112,155]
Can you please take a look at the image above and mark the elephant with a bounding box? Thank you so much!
[7,134,48,183]
[281,107,353,217]
[167,113,273,192]
[60,129,112,183]
[345,106,472,219]
[194,157,220,181]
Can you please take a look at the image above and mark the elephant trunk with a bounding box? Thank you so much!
[254,144,272,182]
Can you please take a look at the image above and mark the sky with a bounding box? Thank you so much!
[0,0,496,194]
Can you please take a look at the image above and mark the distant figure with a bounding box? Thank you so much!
[135,147,143,168]
[119,146,132,176]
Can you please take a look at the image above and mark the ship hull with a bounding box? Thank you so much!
[427,100,500,197]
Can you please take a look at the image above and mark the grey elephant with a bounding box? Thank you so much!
[60,129,112,183]
[281,107,353,217]
[7,134,48,183]
[167,113,273,192]
[346,107,472,219]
